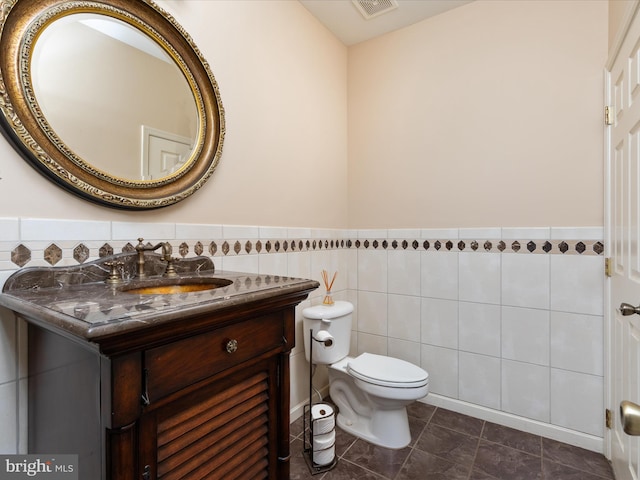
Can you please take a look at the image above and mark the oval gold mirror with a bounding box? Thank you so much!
[0,0,225,209]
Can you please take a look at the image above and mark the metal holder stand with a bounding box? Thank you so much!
[303,329,337,475]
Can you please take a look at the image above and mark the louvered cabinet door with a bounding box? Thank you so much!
[139,359,279,480]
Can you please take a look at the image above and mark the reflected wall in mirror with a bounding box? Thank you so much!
[0,0,225,209]
[32,13,198,181]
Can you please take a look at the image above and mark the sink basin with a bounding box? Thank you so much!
[120,277,233,295]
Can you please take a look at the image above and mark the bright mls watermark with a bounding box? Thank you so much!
[0,456,77,480]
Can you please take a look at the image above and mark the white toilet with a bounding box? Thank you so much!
[303,301,429,449]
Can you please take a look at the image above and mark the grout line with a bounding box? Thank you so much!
[340,456,384,479]
[475,420,488,463]
[540,436,544,479]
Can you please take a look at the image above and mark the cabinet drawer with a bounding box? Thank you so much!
[145,312,284,402]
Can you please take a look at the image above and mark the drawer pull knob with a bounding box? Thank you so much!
[226,339,238,353]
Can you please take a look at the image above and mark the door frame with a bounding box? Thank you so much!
[605,0,640,463]
[140,125,194,180]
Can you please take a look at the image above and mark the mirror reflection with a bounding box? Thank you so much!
[31,13,198,181]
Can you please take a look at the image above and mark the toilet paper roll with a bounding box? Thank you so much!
[312,431,335,466]
[311,403,335,434]
[313,444,335,466]
[313,330,334,348]
[312,430,335,451]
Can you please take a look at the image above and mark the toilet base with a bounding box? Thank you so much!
[336,405,411,449]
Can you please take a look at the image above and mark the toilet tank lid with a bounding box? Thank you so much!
[303,301,354,319]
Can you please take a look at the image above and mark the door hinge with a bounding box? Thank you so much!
[605,106,613,126]
[606,408,612,429]
[605,257,612,277]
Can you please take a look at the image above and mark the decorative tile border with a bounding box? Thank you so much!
[353,238,604,255]
[5,237,604,269]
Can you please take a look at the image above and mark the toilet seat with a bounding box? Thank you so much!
[347,353,429,388]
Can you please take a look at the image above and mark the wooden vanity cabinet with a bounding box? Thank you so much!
[27,299,301,480]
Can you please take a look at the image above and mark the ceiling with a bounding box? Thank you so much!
[299,0,474,46]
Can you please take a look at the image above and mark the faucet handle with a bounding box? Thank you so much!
[104,260,124,285]
[163,256,180,278]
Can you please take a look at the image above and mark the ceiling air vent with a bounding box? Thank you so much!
[352,0,399,20]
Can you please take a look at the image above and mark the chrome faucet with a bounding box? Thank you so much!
[135,238,174,278]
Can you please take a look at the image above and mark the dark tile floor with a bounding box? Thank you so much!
[289,403,615,480]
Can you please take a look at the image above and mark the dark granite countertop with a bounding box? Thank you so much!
[0,252,319,343]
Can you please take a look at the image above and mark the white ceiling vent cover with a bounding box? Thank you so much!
[352,0,399,20]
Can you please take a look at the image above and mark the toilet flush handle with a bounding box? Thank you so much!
[321,318,331,324]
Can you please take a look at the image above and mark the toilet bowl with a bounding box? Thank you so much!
[328,354,428,449]
[303,301,429,449]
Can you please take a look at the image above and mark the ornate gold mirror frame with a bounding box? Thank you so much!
[0,0,224,209]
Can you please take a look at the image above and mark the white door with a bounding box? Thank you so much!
[141,126,193,180]
[608,3,640,479]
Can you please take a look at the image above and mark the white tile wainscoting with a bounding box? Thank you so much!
[353,227,604,453]
[0,219,604,454]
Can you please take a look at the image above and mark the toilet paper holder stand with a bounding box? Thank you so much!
[303,329,338,474]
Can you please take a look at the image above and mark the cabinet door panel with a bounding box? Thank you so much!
[146,363,276,480]
[157,379,268,461]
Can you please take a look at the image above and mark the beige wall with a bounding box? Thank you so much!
[348,0,608,228]
[0,0,348,228]
[0,0,608,228]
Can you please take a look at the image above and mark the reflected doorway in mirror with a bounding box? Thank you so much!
[141,126,193,180]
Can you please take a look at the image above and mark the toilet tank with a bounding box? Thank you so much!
[302,300,354,364]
